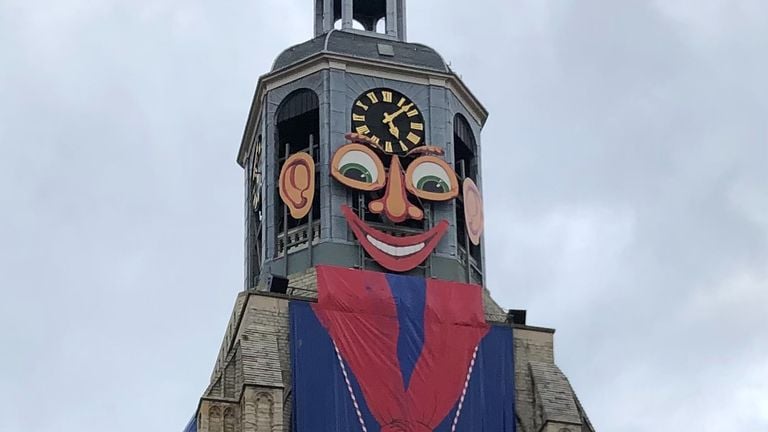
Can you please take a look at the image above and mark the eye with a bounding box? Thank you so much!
[331,143,386,191]
[405,156,459,201]
[338,151,379,183]
[414,165,451,193]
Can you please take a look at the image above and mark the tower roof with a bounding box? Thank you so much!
[272,30,449,73]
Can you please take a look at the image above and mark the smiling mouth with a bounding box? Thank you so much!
[341,205,448,272]
[365,235,425,257]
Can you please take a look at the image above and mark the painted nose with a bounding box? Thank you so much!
[369,156,424,223]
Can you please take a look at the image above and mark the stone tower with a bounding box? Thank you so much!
[187,1,595,432]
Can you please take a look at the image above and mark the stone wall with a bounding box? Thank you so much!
[512,327,594,432]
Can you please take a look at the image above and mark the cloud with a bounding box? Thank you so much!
[1,0,765,431]
[411,1,767,430]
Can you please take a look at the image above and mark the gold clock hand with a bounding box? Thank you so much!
[387,121,400,139]
[382,103,413,125]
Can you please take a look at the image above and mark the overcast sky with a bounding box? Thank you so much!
[1,0,766,431]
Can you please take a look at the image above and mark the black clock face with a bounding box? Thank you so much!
[351,88,426,155]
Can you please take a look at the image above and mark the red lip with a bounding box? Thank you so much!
[341,205,448,272]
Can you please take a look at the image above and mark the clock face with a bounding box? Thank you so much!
[351,88,426,155]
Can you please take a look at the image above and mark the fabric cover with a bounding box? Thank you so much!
[182,414,196,432]
[291,266,515,432]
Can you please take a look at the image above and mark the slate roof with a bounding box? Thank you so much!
[529,361,583,425]
[272,30,449,73]
[239,328,284,388]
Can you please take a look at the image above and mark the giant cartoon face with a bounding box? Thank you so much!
[279,88,486,273]
[331,133,461,272]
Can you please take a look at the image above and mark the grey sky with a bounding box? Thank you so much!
[1,0,766,431]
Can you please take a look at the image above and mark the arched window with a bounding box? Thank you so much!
[453,114,482,273]
[353,0,386,31]
[331,0,386,31]
[317,0,402,38]
[223,408,236,432]
[453,114,478,180]
[209,406,222,432]
[249,134,264,283]
[275,89,321,257]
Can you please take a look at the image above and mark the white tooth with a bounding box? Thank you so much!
[365,235,425,257]
[401,244,422,256]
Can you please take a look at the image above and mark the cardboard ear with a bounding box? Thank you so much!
[463,178,484,245]
[279,152,315,219]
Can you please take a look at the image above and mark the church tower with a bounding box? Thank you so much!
[187,2,595,432]
[242,0,485,287]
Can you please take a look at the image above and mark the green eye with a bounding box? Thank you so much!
[334,149,382,186]
[416,175,449,193]
[340,163,373,183]
[408,160,457,200]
